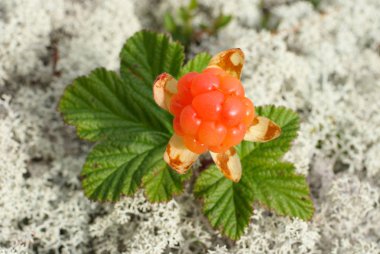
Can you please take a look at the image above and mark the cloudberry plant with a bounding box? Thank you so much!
[59,31,314,240]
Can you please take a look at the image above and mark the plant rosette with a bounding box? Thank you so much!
[59,31,314,240]
[153,49,281,182]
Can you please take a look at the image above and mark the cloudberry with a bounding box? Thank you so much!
[171,68,255,154]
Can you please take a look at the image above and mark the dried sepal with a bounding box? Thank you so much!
[207,48,244,79]
[153,73,178,110]
[164,134,199,174]
[244,116,281,142]
[210,147,242,182]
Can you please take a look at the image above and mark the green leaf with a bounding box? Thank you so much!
[179,52,212,77]
[194,165,254,240]
[214,15,232,30]
[164,13,177,33]
[82,133,169,201]
[194,105,313,240]
[188,0,198,10]
[143,162,191,202]
[179,7,191,22]
[58,68,171,141]
[60,31,190,202]
[119,31,184,96]
[246,161,314,219]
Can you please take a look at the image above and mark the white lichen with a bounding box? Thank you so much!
[1,0,380,253]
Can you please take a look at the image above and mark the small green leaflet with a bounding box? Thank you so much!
[82,133,168,201]
[120,31,184,97]
[179,52,212,77]
[59,68,171,141]
[194,105,314,240]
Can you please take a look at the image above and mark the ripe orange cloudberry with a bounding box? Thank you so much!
[153,49,281,182]
[170,68,255,154]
